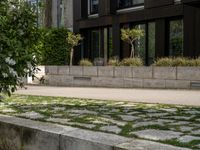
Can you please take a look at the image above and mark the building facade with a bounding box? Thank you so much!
[29,0,73,30]
[73,0,200,65]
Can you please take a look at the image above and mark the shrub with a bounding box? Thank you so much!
[40,28,70,65]
[108,57,120,66]
[120,57,143,66]
[191,57,200,66]
[153,57,174,66]
[154,57,200,66]
[0,0,41,95]
[79,59,93,66]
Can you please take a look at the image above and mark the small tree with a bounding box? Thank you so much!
[121,28,144,58]
[66,32,83,66]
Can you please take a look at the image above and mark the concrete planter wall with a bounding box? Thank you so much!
[0,115,184,150]
[35,66,200,89]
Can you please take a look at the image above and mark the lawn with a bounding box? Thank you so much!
[0,95,200,149]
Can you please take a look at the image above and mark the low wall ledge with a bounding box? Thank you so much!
[0,115,190,150]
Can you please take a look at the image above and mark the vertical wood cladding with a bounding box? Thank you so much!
[196,8,200,57]
[73,0,87,21]
[112,17,121,57]
[81,0,88,19]
[73,0,81,21]
[155,19,167,58]
[110,0,117,14]
[184,5,200,57]
[183,0,200,4]
[99,0,109,16]
[99,0,117,16]
[145,0,174,9]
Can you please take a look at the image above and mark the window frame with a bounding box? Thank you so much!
[117,0,144,10]
[167,17,184,57]
[120,21,156,65]
[89,0,99,15]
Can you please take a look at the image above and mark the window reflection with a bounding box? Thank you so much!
[91,30,101,59]
[108,27,113,58]
[90,0,99,14]
[148,22,156,65]
[134,24,146,62]
[169,20,184,56]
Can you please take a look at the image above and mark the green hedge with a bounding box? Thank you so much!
[38,28,70,65]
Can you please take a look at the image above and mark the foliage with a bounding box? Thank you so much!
[66,32,83,66]
[39,28,70,65]
[79,59,93,66]
[0,0,40,95]
[120,58,143,66]
[192,57,200,66]
[108,57,120,66]
[67,32,82,48]
[154,57,200,66]
[121,28,144,58]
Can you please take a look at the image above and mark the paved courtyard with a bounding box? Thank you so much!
[16,85,200,106]
[1,94,200,149]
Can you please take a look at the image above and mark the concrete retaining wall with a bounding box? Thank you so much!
[37,66,200,89]
[0,115,190,150]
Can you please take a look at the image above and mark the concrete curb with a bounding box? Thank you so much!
[0,115,191,150]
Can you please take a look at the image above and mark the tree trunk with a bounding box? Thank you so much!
[70,48,74,66]
[130,43,135,58]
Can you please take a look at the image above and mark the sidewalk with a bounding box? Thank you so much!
[15,86,200,106]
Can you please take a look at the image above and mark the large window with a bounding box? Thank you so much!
[108,27,113,58]
[169,19,184,56]
[148,22,156,65]
[90,0,99,14]
[118,0,144,9]
[82,27,112,65]
[91,30,101,59]
[121,22,156,65]
[134,24,146,62]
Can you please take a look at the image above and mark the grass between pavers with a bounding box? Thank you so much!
[1,94,200,149]
[162,139,200,150]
